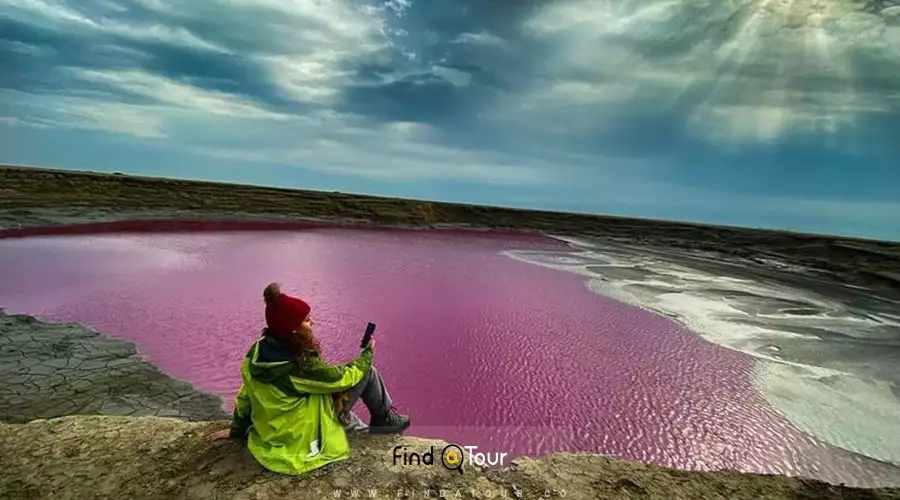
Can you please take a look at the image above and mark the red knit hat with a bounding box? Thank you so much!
[264,285,311,336]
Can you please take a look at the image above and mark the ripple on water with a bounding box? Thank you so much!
[505,238,900,486]
[1,228,899,487]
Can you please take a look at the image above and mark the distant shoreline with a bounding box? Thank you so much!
[3,164,899,298]
[2,162,895,244]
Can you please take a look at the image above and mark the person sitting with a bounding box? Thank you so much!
[211,282,410,475]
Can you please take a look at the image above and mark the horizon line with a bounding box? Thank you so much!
[2,162,898,245]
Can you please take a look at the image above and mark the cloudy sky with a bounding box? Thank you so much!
[2,0,900,240]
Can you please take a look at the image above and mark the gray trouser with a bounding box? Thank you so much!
[341,365,392,431]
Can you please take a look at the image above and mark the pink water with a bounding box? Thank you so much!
[1,223,899,486]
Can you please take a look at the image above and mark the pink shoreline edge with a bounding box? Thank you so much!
[0,218,566,245]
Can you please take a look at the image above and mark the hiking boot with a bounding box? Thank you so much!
[369,406,410,434]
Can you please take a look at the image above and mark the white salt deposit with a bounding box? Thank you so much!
[503,235,900,466]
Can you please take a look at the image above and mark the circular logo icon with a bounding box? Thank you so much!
[441,444,464,474]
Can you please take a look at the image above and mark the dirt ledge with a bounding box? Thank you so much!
[2,415,899,500]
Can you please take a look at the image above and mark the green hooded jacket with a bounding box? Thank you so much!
[229,335,373,475]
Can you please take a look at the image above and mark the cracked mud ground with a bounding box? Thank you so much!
[0,310,227,423]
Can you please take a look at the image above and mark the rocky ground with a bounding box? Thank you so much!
[0,311,227,423]
[2,415,900,500]
[2,165,900,499]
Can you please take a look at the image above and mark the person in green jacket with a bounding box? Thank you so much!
[211,282,410,475]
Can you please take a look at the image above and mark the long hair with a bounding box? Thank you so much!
[262,283,321,365]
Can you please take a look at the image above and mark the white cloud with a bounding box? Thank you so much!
[206,1,391,106]
[0,0,98,30]
[382,120,435,136]
[384,0,413,18]
[261,55,348,104]
[72,69,293,121]
[450,31,506,46]
[523,0,680,38]
[687,103,845,144]
[113,23,225,52]
[522,80,637,107]
[0,0,226,51]
[55,101,168,138]
[131,0,384,43]
[2,89,169,137]
[508,0,900,144]
[9,62,552,186]
[188,113,557,186]
[198,142,553,185]
[5,0,393,108]
[432,65,472,87]
[6,58,309,139]
[246,0,388,47]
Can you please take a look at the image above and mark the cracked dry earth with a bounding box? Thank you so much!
[0,311,227,423]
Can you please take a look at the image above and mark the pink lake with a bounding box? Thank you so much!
[1,222,899,487]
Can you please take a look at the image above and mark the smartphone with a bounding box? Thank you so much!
[360,322,376,349]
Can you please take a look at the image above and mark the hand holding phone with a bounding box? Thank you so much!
[360,322,376,349]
